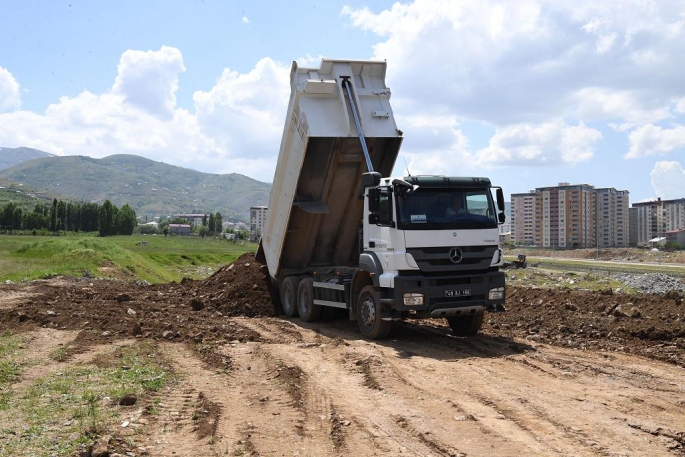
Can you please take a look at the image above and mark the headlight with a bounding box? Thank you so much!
[403,293,424,306]
[488,287,504,301]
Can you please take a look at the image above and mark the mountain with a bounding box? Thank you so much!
[0,147,56,171]
[0,153,271,222]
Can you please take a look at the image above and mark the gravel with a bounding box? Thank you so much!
[612,272,685,294]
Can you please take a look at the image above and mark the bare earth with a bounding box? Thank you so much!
[1,254,683,456]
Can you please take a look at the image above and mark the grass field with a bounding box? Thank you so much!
[0,234,257,283]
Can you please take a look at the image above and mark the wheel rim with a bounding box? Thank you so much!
[283,285,294,313]
[360,295,375,330]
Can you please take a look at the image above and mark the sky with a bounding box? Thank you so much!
[1,0,684,203]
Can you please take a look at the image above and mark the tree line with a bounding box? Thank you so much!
[0,199,137,236]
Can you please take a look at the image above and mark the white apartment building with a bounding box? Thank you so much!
[630,198,685,246]
[250,206,268,242]
[510,192,538,245]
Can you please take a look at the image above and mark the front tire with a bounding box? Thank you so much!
[297,278,322,322]
[446,312,484,336]
[356,285,392,339]
[280,276,300,318]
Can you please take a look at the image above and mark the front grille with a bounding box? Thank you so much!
[407,245,498,273]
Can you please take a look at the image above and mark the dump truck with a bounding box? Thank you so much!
[257,59,506,339]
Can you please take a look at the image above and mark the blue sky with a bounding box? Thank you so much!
[1,0,684,203]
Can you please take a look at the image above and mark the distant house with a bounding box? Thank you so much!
[665,228,685,246]
[177,213,205,226]
[169,224,191,236]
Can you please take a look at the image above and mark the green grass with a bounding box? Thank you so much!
[0,234,257,283]
[504,255,685,278]
[0,340,173,457]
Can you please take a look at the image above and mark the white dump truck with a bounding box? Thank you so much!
[257,59,506,339]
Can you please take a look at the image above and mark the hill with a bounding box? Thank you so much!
[0,147,55,171]
[0,153,270,221]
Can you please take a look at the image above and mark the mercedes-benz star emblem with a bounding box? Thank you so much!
[449,247,463,264]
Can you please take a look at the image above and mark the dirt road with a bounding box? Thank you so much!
[1,256,683,456]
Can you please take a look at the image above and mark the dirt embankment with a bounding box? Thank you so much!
[2,253,683,367]
[1,254,684,456]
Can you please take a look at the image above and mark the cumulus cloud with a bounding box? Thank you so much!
[0,48,291,181]
[626,124,685,158]
[111,46,185,117]
[193,57,290,160]
[0,67,21,112]
[343,0,685,129]
[650,161,685,199]
[474,122,601,166]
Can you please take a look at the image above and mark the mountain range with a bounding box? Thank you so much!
[0,148,271,222]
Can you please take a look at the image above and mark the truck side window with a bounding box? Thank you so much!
[378,190,393,226]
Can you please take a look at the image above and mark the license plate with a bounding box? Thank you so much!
[445,289,471,297]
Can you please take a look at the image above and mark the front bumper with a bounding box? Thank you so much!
[379,270,506,318]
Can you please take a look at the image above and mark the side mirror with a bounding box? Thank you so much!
[498,212,506,223]
[496,188,505,212]
[368,213,379,224]
[368,188,380,213]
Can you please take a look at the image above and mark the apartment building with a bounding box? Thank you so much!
[510,192,538,245]
[511,183,629,248]
[630,198,685,245]
[250,206,268,242]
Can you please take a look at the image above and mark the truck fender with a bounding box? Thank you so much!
[358,252,383,288]
[350,252,383,321]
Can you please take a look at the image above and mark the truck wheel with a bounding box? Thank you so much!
[297,278,322,322]
[446,312,484,336]
[280,277,300,318]
[357,285,392,339]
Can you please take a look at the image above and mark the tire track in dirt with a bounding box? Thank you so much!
[388,340,684,457]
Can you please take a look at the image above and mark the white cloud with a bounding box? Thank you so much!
[192,57,290,160]
[0,67,21,112]
[342,0,685,128]
[111,46,185,117]
[0,48,291,182]
[242,16,250,24]
[650,161,685,199]
[626,124,685,158]
[474,122,601,166]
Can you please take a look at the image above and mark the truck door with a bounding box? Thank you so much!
[367,187,396,271]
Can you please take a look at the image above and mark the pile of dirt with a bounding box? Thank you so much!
[484,286,685,366]
[0,253,276,354]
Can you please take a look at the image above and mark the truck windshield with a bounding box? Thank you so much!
[395,188,498,230]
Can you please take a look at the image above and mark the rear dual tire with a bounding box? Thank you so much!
[280,276,300,318]
[297,278,322,322]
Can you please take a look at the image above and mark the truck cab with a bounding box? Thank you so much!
[356,175,506,337]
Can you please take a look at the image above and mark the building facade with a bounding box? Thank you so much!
[250,206,268,242]
[630,198,685,246]
[177,213,205,226]
[510,183,629,248]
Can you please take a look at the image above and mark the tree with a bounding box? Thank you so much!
[118,204,137,235]
[208,213,216,234]
[56,200,66,232]
[98,200,114,237]
[215,212,223,234]
[202,214,208,226]
[50,198,58,232]
[199,226,208,238]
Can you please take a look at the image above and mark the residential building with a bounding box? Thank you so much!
[510,192,538,245]
[169,224,191,236]
[510,183,629,248]
[665,228,685,246]
[631,198,685,246]
[177,213,205,226]
[250,206,268,242]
